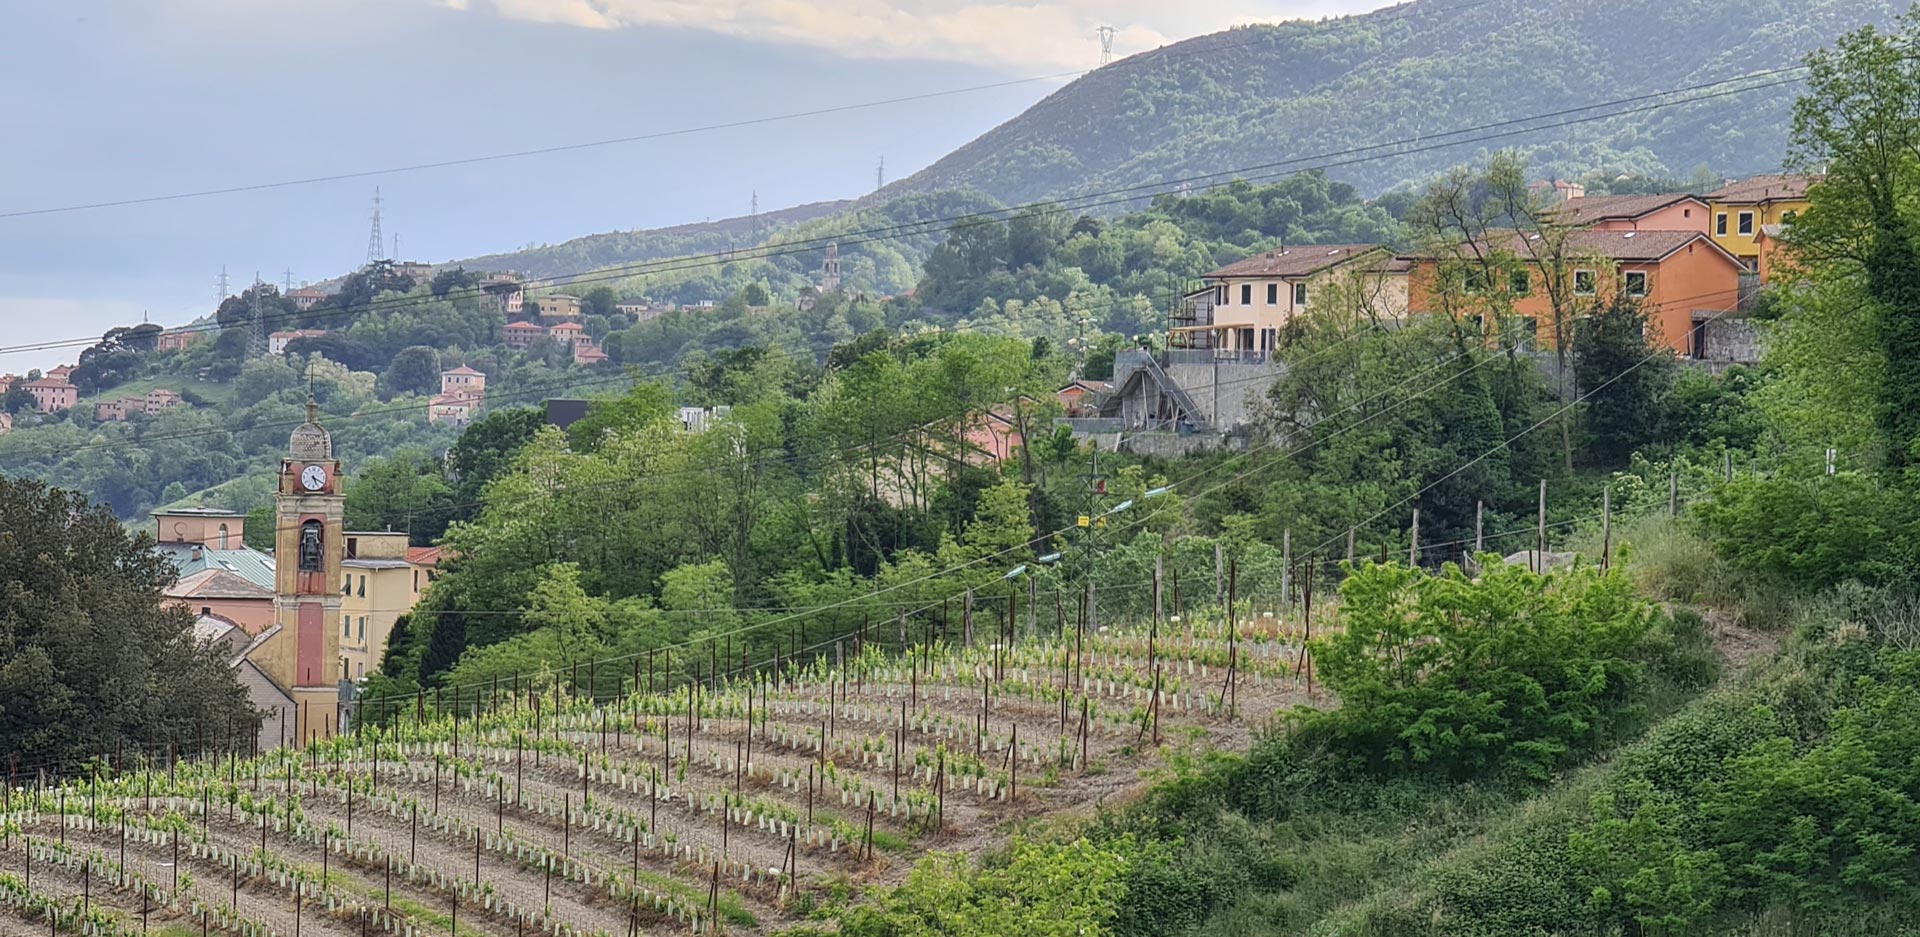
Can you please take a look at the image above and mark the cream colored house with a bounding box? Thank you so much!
[1171,245,1408,360]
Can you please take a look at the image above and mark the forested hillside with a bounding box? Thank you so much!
[891,0,1899,205]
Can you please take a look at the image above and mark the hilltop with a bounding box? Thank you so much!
[887,0,1898,205]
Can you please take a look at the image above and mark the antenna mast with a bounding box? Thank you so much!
[366,187,385,266]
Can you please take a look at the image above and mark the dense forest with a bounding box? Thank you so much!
[893,0,1899,205]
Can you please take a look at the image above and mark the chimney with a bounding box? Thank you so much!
[191,545,202,561]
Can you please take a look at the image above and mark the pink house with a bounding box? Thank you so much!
[959,408,1024,465]
[440,365,486,397]
[24,378,77,413]
[546,321,589,351]
[502,321,546,350]
[1555,194,1710,234]
[573,343,610,365]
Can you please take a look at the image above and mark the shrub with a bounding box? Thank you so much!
[1302,560,1666,780]
[1693,475,1920,591]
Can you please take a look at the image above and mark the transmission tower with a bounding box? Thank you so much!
[214,265,230,307]
[876,156,885,191]
[247,273,269,358]
[283,268,295,293]
[750,190,759,238]
[393,232,401,260]
[1096,25,1116,66]
[366,187,385,266]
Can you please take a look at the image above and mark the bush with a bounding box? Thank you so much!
[1693,475,1920,591]
[1301,560,1669,780]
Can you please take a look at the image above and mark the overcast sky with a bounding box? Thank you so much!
[0,0,1393,372]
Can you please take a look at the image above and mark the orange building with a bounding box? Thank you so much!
[1554,193,1710,233]
[1407,229,1746,356]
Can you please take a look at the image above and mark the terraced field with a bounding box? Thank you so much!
[0,596,1329,936]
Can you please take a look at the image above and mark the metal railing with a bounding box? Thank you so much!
[1161,348,1273,367]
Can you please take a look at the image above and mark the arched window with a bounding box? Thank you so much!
[217,524,230,550]
[299,521,324,572]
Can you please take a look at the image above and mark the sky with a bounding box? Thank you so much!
[0,0,1394,373]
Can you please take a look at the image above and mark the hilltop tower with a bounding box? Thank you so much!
[258,391,347,744]
[821,242,843,292]
[366,187,385,266]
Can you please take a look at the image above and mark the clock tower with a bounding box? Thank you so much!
[264,394,346,745]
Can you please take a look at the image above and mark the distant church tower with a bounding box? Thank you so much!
[262,394,346,745]
[820,242,843,292]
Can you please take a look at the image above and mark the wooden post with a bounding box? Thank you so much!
[1537,478,1547,572]
[1346,527,1356,565]
[1474,500,1484,554]
[1214,542,1225,609]
[1669,469,1679,517]
[1408,509,1419,568]
[1601,485,1613,572]
[1281,529,1291,608]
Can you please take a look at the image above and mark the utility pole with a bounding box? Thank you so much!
[366,187,385,267]
[1096,25,1116,66]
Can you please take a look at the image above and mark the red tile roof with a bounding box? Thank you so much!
[406,546,443,566]
[1204,244,1389,279]
[1706,174,1817,203]
[1554,194,1702,226]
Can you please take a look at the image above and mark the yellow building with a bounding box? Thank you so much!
[1170,245,1409,359]
[1705,174,1814,270]
[338,531,424,681]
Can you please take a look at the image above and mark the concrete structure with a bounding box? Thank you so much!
[482,274,524,315]
[269,329,329,355]
[1405,229,1747,356]
[1706,174,1814,269]
[574,343,610,365]
[678,405,733,433]
[502,320,546,349]
[440,365,486,398]
[152,508,249,551]
[546,321,587,351]
[615,302,668,323]
[1171,245,1408,358]
[428,394,480,426]
[96,387,185,422]
[156,329,201,352]
[23,377,77,413]
[1555,193,1710,233]
[533,294,582,320]
[339,531,420,681]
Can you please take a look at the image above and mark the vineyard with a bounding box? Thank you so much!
[0,581,1331,937]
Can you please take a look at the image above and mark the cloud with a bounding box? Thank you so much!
[446,0,1393,71]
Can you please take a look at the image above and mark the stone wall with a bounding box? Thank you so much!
[1165,362,1280,430]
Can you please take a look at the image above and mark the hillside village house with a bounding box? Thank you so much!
[1527,179,1586,204]
[0,373,16,393]
[546,320,588,351]
[533,294,582,319]
[156,329,199,352]
[1706,174,1814,269]
[23,376,78,413]
[269,329,329,356]
[1405,229,1747,356]
[47,365,75,382]
[1170,245,1410,360]
[574,343,610,365]
[429,364,488,426]
[286,286,328,311]
[152,509,277,632]
[96,387,184,422]
[1057,380,1112,417]
[502,320,546,349]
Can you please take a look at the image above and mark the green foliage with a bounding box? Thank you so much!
[833,837,1132,937]
[1574,292,1674,467]
[1304,561,1668,780]
[0,477,251,765]
[1693,474,1920,590]
[379,345,441,399]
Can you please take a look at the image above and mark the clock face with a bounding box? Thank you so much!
[300,464,328,492]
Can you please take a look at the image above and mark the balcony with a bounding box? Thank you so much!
[1162,348,1273,367]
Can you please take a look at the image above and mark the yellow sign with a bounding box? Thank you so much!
[1077,515,1091,528]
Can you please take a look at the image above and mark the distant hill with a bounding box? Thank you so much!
[450,198,853,280]
[887,0,1898,205]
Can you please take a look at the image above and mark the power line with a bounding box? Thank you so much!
[0,64,1812,364]
[0,0,1509,222]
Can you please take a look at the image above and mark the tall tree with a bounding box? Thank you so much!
[0,478,252,766]
[1788,15,1920,467]
[1574,292,1673,467]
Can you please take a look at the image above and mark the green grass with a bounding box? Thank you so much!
[88,374,234,408]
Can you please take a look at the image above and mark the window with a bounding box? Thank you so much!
[357,576,366,597]
[413,569,420,592]
[1625,271,1648,297]
[345,537,358,559]
[1214,285,1224,305]
[1463,269,1487,294]
[1260,327,1278,352]
[1510,270,1532,296]
[1293,282,1309,306]
[1716,213,1728,236]
[358,617,366,640]
[1266,283,1278,305]
[342,577,350,596]
[217,524,229,550]
[1683,208,1692,218]
[343,618,352,638]
[298,521,324,573]
[1782,209,1798,224]
[1738,211,1754,235]
[1573,269,1596,296]
[1240,283,1252,305]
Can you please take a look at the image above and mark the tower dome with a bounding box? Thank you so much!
[289,394,332,461]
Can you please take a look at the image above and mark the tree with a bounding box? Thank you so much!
[1574,292,1673,466]
[446,407,545,512]
[0,478,252,765]
[740,282,770,307]
[430,266,481,298]
[381,345,442,399]
[345,452,456,545]
[1787,15,1920,467]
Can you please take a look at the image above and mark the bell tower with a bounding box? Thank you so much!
[267,393,346,745]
